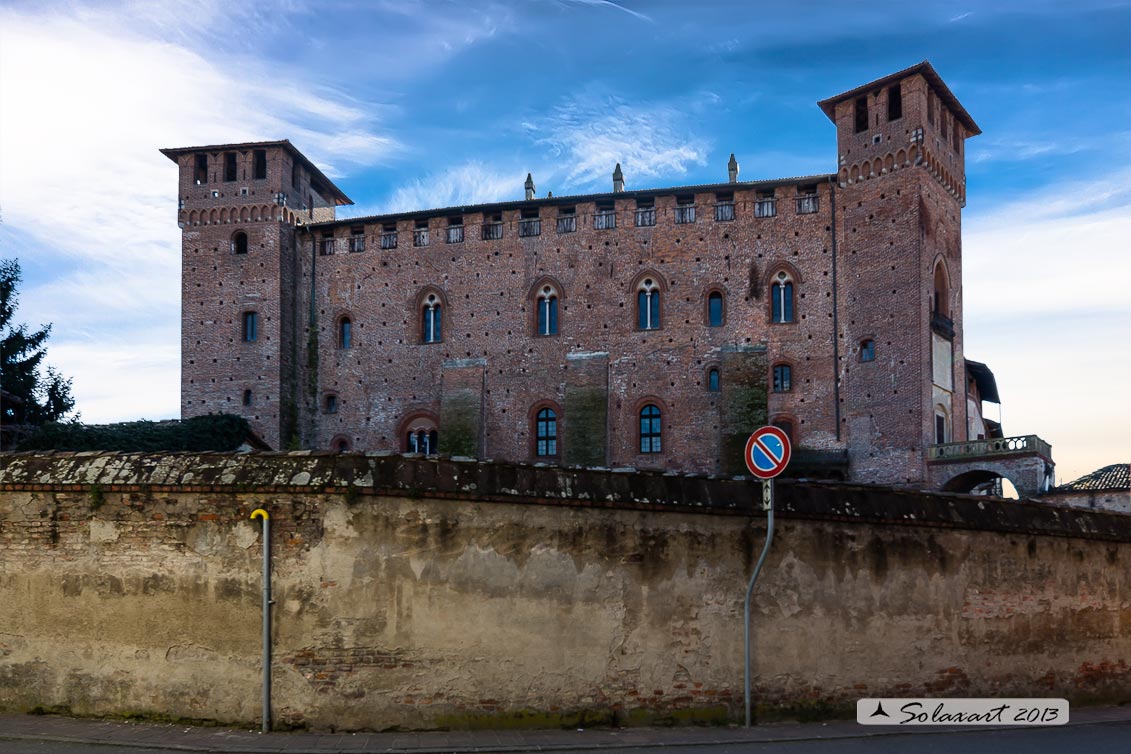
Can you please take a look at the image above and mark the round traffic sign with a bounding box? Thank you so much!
[744,426,792,479]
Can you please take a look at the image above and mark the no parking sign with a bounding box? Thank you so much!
[744,426,791,479]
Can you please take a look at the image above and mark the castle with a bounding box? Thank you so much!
[163,62,1054,494]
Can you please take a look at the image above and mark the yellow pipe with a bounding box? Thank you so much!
[251,509,269,521]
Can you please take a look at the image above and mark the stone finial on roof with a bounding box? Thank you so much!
[728,153,739,183]
[612,163,624,193]
[524,173,535,200]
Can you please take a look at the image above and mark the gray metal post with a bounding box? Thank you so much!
[251,509,271,733]
[744,479,775,728]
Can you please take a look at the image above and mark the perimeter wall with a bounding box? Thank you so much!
[1,452,1129,730]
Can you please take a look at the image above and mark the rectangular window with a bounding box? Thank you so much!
[887,84,902,121]
[242,312,258,342]
[349,226,365,253]
[556,207,577,234]
[796,186,819,215]
[773,365,792,393]
[519,209,541,237]
[253,149,267,180]
[446,217,464,244]
[953,122,962,152]
[675,195,696,224]
[927,92,936,125]
[935,414,947,444]
[634,199,655,227]
[194,154,208,185]
[224,152,237,182]
[319,232,335,256]
[380,222,397,250]
[413,220,429,247]
[715,192,735,222]
[860,339,875,362]
[941,110,949,141]
[854,96,868,133]
[482,212,503,240]
[594,202,616,230]
[754,190,776,218]
[291,162,300,189]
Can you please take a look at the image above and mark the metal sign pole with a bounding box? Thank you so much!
[250,509,272,733]
[744,479,775,728]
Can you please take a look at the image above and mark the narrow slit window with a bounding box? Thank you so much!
[854,96,868,133]
[707,291,723,327]
[253,149,267,180]
[224,152,237,182]
[887,84,902,121]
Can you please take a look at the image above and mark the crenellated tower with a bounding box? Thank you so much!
[819,62,980,484]
[160,140,351,448]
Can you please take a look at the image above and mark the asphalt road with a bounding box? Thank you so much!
[5,721,1131,754]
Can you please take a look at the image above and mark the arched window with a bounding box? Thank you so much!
[534,407,558,457]
[639,404,662,454]
[537,285,558,336]
[637,278,660,330]
[772,364,792,393]
[407,428,438,455]
[771,271,794,323]
[338,317,352,349]
[242,389,253,407]
[707,291,724,327]
[232,231,248,255]
[242,311,258,342]
[421,293,442,343]
[707,367,720,392]
[933,261,949,317]
[860,339,875,362]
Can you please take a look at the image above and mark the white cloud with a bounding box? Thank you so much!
[0,4,396,422]
[379,162,525,214]
[535,92,710,189]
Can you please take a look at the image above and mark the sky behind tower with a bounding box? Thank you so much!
[1,0,1128,483]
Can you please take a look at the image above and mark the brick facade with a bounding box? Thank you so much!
[165,62,981,486]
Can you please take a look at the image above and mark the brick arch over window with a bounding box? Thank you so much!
[231,229,249,255]
[335,312,354,349]
[330,435,351,452]
[398,411,439,455]
[528,276,565,337]
[412,286,449,344]
[630,270,666,331]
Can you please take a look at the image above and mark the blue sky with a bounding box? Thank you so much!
[1,0,1128,483]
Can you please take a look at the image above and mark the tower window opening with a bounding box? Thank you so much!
[854,96,868,133]
[224,152,237,182]
[887,84,902,121]
[194,154,208,185]
[253,149,267,180]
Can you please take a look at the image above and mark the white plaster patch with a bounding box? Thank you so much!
[89,519,119,544]
[233,521,259,550]
[323,504,359,539]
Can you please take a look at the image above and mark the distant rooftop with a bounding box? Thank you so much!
[1056,464,1130,493]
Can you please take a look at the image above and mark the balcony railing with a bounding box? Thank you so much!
[519,218,541,237]
[413,229,429,247]
[928,435,1052,462]
[594,211,616,230]
[348,235,366,253]
[714,202,735,222]
[481,222,503,241]
[754,199,776,218]
[380,232,398,250]
[796,195,819,215]
[634,208,656,227]
[931,310,955,339]
[674,205,696,224]
[557,216,577,234]
[446,225,465,244]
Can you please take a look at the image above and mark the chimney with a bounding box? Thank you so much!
[524,173,535,200]
[728,153,739,183]
[612,163,624,192]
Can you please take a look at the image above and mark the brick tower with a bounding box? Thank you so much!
[160,141,352,448]
[819,62,980,484]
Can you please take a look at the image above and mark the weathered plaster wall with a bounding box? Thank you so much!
[2,452,1130,731]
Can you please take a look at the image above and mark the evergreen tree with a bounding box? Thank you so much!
[1,259,76,425]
